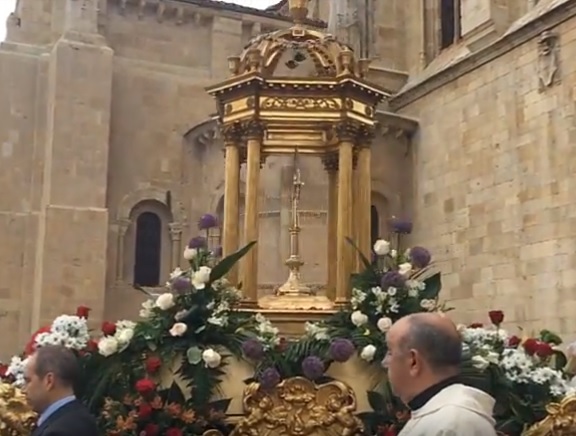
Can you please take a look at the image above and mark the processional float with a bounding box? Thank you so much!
[206,0,387,334]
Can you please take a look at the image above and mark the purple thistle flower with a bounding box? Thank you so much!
[241,338,265,361]
[410,246,431,268]
[188,236,207,249]
[171,277,191,293]
[198,213,218,230]
[329,338,355,363]
[258,367,281,390]
[301,356,325,380]
[390,217,413,235]
[381,270,406,289]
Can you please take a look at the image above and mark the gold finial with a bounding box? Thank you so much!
[288,0,309,25]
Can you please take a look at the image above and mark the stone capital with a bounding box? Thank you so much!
[116,219,131,236]
[221,122,244,146]
[169,222,183,241]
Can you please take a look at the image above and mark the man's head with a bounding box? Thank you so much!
[23,345,79,413]
[384,313,462,403]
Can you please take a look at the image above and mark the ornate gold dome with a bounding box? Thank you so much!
[227,0,370,79]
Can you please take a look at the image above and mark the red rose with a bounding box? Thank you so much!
[143,423,159,436]
[76,306,91,319]
[101,321,117,336]
[0,363,8,378]
[488,310,504,326]
[25,326,51,356]
[165,429,183,436]
[145,356,162,374]
[535,341,554,359]
[523,338,539,356]
[508,335,521,348]
[135,379,156,396]
[468,323,483,329]
[138,402,153,419]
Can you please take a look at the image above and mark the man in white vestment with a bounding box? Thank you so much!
[385,313,498,436]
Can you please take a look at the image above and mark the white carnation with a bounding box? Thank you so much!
[350,311,368,327]
[373,240,391,256]
[98,337,119,357]
[192,266,212,290]
[155,293,175,310]
[183,247,197,260]
[169,322,188,337]
[360,345,377,362]
[377,317,393,332]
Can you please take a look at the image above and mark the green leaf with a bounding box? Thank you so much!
[195,325,206,334]
[540,329,563,345]
[186,346,203,364]
[551,350,567,371]
[421,272,442,299]
[346,237,372,269]
[209,241,256,283]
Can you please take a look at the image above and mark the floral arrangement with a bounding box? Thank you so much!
[1,214,574,436]
[241,218,444,393]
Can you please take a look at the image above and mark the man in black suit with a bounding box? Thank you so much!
[22,344,99,436]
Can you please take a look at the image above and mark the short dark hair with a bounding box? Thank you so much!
[403,317,462,370]
[34,345,80,388]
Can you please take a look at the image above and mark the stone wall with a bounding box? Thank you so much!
[398,11,576,340]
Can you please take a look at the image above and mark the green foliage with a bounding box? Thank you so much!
[210,241,256,283]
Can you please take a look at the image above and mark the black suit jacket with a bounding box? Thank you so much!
[32,400,99,436]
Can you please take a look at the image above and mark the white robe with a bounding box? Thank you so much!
[397,384,499,436]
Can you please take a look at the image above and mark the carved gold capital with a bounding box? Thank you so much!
[221,123,244,146]
[231,377,363,436]
[243,120,264,140]
[322,152,339,172]
[334,121,361,143]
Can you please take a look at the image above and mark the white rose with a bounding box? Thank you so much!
[373,239,391,256]
[420,299,436,311]
[155,293,175,310]
[98,337,119,357]
[116,328,134,344]
[377,317,393,332]
[169,322,188,337]
[202,348,222,368]
[192,266,212,290]
[350,310,368,327]
[398,262,412,276]
[183,247,197,260]
[390,249,397,258]
[360,345,377,362]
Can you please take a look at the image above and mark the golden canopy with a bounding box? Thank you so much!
[228,0,370,79]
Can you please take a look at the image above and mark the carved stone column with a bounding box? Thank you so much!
[335,122,356,306]
[115,219,131,283]
[222,124,243,283]
[355,128,374,265]
[241,120,263,307]
[322,153,338,301]
[169,222,183,271]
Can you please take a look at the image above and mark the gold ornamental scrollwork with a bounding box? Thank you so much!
[261,97,341,111]
[0,383,37,435]
[231,376,363,436]
[522,395,576,436]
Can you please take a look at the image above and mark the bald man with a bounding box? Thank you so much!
[384,313,498,436]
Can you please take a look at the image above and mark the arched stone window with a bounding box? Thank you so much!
[370,205,379,245]
[134,212,162,287]
[440,0,461,49]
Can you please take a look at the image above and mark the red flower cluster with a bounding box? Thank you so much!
[135,378,156,396]
[76,305,91,319]
[145,356,162,374]
[488,310,504,326]
[523,338,554,358]
[101,321,117,336]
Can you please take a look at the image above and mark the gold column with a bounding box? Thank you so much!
[241,120,263,307]
[352,151,360,272]
[335,123,356,306]
[356,139,372,262]
[322,153,338,301]
[222,125,242,283]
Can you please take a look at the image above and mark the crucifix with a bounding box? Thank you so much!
[276,149,313,296]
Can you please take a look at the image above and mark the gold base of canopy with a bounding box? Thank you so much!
[259,294,334,311]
